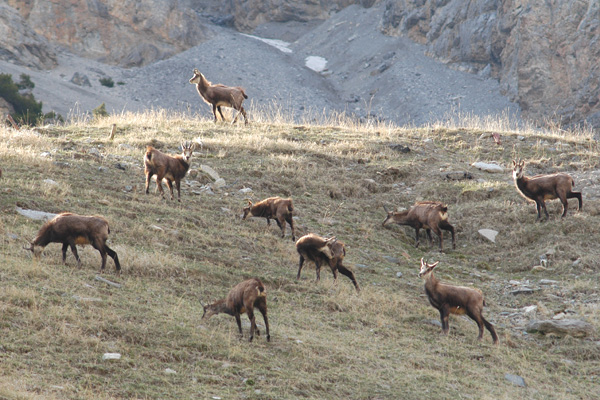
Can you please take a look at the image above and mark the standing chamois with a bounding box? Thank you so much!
[144,141,197,202]
[419,259,498,344]
[202,278,270,342]
[242,197,296,241]
[295,233,360,292]
[382,201,456,252]
[189,69,248,125]
[512,159,582,220]
[24,212,121,273]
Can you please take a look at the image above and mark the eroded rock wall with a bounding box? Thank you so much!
[381,0,600,127]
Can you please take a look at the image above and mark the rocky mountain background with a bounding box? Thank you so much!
[1,0,599,130]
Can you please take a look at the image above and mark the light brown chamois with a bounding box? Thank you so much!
[512,159,582,220]
[419,258,498,344]
[144,141,197,202]
[202,278,270,342]
[382,201,456,252]
[189,69,248,125]
[242,197,296,241]
[24,212,121,273]
[295,233,360,292]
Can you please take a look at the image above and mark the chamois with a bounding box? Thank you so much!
[419,258,498,344]
[382,201,456,252]
[189,69,248,125]
[202,278,270,342]
[144,141,197,202]
[24,212,121,273]
[295,233,360,292]
[242,197,296,241]
[512,159,582,220]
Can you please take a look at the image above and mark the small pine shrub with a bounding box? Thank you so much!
[99,77,115,88]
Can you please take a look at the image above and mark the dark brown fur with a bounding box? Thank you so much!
[419,259,498,344]
[189,69,248,125]
[144,141,196,202]
[202,278,270,342]
[295,233,360,292]
[512,159,582,220]
[25,212,121,273]
[242,197,296,241]
[382,201,456,252]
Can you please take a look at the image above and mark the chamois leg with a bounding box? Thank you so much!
[439,308,450,335]
[467,310,485,341]
[439,221,456,250]
[567,191,582,211]
[414,227,421,248]
[155,174,165,198]
[257,301,270,341]
[91,240,107,271]
[240,106,248,125]
[105,245,121,273]
[286,215,295,241]
[425,229,434,247]
[68,240,82,267]
[211,104,219,123]
[540,200,550,220]
[315,259,322,282]
[337,263,360,293]
[247,309,257,342]
[483,317,499,344]
[175,180,182,202]
[144,171,154,194]
[296,255,305,280]
[234,313,243,338]
[266,217,271,226]
[217,106,226,122]
[165,179,175,201]
[534,201,543,220]
[276,216,286,238]
[431,227,444,253]
[61,243,69,263]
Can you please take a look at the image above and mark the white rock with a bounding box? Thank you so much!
[305,56,327,72]
[471,162,504,173]
[164,368,176,374]
[15,207,58,221]
[200,164,220,180]
[212,178,226,189]
[150,225,164,232]
[478,229,498,243]
[239,187,253,194]
[102,353,121,361]
[523,305,538,315]
[43,179,58,185]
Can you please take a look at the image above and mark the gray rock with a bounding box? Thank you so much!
[15,207,58,221]
[478,229,498,243]
[526,319,594,338]
[471,162,504,173]
[239,187,253,194]
[201,164,220,181]
[70,72,91,87]
[396,271,403,278]
[504,374,526,387]
[355,264,369,269]
[383,256,400,264]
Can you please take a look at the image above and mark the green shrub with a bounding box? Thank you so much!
[99,77,114,88]
[93,103,109,118]
[0,73,43,125]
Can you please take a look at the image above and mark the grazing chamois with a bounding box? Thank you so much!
[419,258,498,344]
[242,197,296,241]
[512,159,582,220]
[382,202,456,252]
[202,278,270,342]
[24,212,121,273]
[295,233,360,292]
[189,69,248,125]
[144,141,197,202]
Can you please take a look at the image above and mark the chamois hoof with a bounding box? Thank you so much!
[266,334,271,342]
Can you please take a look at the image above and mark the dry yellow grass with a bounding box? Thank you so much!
[0,109,599,399]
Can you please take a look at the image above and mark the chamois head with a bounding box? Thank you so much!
[181,141,197,163]
[418,258,439,278]
[23,240,43,259]
[381,205,406,227]
[201,302,217,320]
[512,159,525,180]
[189,69,204,85]
[242,200,253,220]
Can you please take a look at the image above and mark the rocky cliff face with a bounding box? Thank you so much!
[4,0,213,67]
[381,0,600,128]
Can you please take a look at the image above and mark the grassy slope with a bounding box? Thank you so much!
[1,112,599,399]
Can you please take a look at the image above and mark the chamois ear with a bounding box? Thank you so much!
[420,258,426,268]
[193,68,200,74]
[512,160,517,167]
[247,200,253,206]
[429,261,440,270]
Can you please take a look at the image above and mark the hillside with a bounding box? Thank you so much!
[1,112,599,399]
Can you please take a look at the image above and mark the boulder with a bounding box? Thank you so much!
[526,319,594,338]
